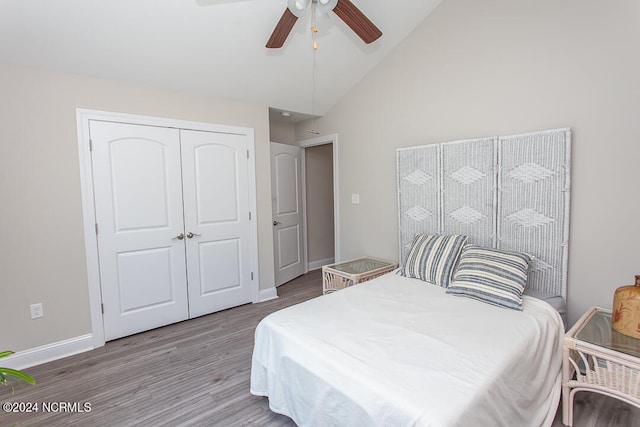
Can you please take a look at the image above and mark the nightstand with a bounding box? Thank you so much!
[322,257,398,294]
[562,306,640,426]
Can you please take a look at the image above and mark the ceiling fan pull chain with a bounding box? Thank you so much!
[311,0,318,50]
[312,26,318,50]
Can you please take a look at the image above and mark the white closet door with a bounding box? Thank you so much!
[180,130,253,318]
[90,120,189,341]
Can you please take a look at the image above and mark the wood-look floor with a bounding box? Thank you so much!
[2,270,638,426]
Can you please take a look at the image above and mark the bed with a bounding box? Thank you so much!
[251,128,571,426]
[250,272,564,426]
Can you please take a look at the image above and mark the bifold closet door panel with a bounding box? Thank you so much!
[90,120,189,341]
[180,130,253,318]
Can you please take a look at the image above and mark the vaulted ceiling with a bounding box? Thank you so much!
[0,0,441,116]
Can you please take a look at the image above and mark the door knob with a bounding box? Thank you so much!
[273,221,281,226]
[173,233,185,240]
[186,232,201,239]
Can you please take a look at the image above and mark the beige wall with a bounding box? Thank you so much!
[305,144,335,265]
[296,0,640,326]
[0,62,274,352]
[269,120,296,145]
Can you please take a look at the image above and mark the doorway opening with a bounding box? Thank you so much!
[301,141,335,271]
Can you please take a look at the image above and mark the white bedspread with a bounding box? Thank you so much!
[250,273,563,427]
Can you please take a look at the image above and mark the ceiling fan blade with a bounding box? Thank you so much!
[333,0,382,44]
[266,8,299,49]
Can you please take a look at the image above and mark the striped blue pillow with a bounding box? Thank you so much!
[447,245,531,311]
[399,234,468,287]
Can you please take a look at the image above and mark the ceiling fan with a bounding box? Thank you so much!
[266,0,382,49]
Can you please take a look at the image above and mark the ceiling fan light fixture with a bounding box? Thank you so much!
[267,0,382,49]
[317,0,338,13]
[287,0,310,17]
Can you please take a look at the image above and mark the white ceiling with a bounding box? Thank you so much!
[0,0,441,117]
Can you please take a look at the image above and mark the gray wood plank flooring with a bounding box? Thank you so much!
[2,270,637,426]
[554,393,640,427]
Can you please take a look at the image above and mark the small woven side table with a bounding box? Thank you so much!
[562,306,640,426]
[322,257,398,295]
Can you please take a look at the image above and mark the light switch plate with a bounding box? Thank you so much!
[30,303,43,319]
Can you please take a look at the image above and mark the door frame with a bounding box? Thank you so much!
[76,108,260,348]
[296,133,340,268]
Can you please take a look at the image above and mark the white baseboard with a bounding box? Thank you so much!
[2,334,94,370]
[308,257,334,271]
[258,287,278,302]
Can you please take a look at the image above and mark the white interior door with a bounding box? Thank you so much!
[90,120,189,341]
[270,142,304,286]
[181,130,253,317]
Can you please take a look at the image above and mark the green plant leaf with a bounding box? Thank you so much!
[0,351,15,359]
[0,368,36,385]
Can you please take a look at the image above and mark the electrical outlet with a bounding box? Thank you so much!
[351,193,360,204]
[30,303,43,319]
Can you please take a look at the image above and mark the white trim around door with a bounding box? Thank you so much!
[76,108,260,349]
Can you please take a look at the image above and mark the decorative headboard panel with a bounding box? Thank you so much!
[397,128,571,299]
